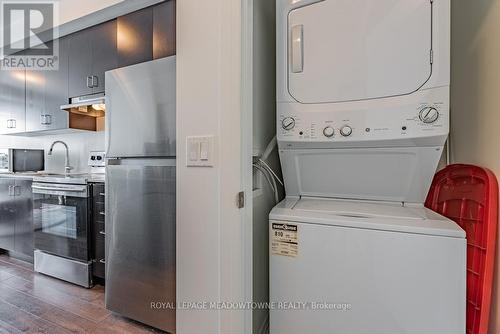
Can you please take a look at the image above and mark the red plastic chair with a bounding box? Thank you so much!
[425,164,498,334]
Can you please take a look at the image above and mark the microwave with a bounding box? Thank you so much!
[0,149,45,173]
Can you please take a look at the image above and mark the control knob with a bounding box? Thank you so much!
[419,107,439,124]
[323,126,335,138]
[282,117,296,130]
[340,125,353,137]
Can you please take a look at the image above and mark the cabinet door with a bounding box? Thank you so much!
[117,7,153,67]
[68,29,93,98]
[91,20,117,94]
[0,70,26,134]
[44,38,70,130]
[26,39,69,132]
[14,179,33,258]
[0,179,15,251]
[25,69,45,132]
[153,0,176,59]
[92,183,106,279]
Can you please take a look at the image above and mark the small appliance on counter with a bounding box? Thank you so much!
[32,151,106,288]
[0,149,44,173]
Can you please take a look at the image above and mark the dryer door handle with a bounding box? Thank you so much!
[291,24,304,73]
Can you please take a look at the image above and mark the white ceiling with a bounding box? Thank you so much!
[57,0,125,26]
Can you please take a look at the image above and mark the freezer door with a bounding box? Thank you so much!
[105,158,176,333]
[105,57,176,158]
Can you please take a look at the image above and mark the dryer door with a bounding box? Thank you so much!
[288,0,433,104]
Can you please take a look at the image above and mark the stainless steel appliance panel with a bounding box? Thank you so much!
[105,57,176,158]
[34,250,92,288]
[33,183,90,261]
[105,158,175,333]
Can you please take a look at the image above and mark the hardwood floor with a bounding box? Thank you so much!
[0,254,165,333]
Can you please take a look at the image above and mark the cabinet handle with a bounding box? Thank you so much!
[8,186,20,196]
[99,211,105,216]
[99,192,105,196]
[86,76,92,88]
[99,259,105,264]
[99,231,106,235]
[92,75,98,88]
[6,119,16,129]
[41,114,52,125]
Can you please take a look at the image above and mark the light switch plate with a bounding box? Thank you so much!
[186,136,215,167]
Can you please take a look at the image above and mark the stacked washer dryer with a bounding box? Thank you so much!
[270,1,466,333]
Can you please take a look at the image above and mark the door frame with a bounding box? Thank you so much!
[241,0,254,333]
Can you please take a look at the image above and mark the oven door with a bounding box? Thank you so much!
[32,183,90,261]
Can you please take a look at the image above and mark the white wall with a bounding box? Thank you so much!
[0,131,104,172]
[176,0,245,333]
[451,1,500,333]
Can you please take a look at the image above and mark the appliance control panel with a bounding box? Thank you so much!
[88,151,106,167]
[277,88,449,144]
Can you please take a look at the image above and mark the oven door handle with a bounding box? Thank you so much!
[32,185,87,193]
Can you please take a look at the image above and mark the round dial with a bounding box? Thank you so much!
[323,126,335,138]
[419,107,439,124]
[340,125,353,137]
[282,117,296,130]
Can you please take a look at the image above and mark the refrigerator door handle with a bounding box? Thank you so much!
[106,158,176,167]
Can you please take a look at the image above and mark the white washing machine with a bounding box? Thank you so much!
[270,199,465,334]
[270,0,466,333]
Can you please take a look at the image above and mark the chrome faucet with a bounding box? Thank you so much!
[48,141,73,175]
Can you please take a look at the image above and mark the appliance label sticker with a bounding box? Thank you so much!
[271,223,298,258]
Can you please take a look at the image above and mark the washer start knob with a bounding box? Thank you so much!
[323,126,335,138]
[282,117,296,130]
[340,125,353,137]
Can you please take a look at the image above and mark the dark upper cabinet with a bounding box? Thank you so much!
[26,39,69,132]
[0,3,174,136]
[117,7,153,67]
[68,20,117,98]
[117,1,176,68]
[68,28,93,97]
[153,0,176,59]
[0,69,26,135]
[90,20,118,93]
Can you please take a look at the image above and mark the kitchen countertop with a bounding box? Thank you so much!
[0,172,105,183]
[0,172,41,179]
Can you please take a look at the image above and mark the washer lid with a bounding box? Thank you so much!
[295,197,426,220]
[288,0,433,104]
[270,197,466,238]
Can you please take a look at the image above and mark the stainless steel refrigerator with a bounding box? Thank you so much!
[105,57,176,333]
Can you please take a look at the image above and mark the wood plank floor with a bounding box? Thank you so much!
[0,254,165,333]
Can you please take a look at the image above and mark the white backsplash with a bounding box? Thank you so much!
[0,131,105,173]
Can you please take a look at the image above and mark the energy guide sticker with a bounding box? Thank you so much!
[271,223,298,258]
